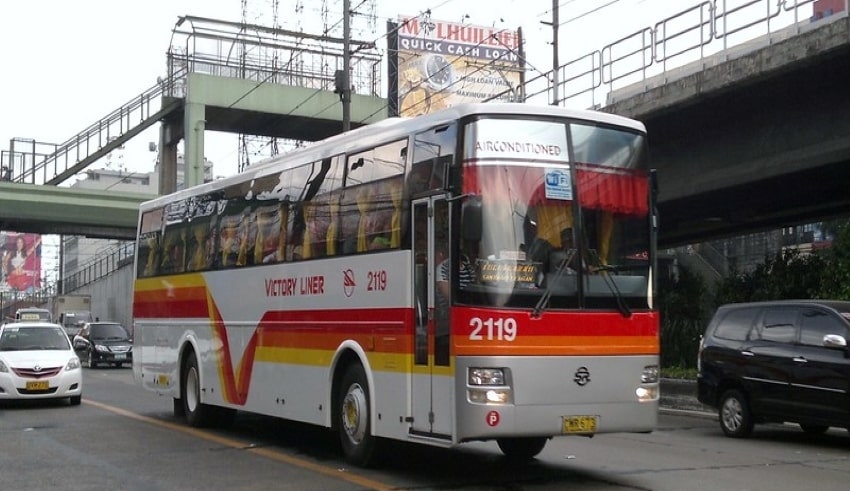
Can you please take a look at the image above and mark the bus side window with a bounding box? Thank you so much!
[140,232,161,277]
[160,226,187,275]
[254,203,286,264]
[219,216,240,268]
[301,201,322,260]
[187,221,213,272]
[326,194,341,256]
[356,185,375,253]
[138,208,164,277]
[410,124,456,195]
[367,177,404,250]
[235,209,257,267]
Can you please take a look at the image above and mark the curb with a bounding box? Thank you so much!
[659,378,715,414]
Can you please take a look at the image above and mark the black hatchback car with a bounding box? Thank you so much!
[72,321,133,368]
[697,300,850,437]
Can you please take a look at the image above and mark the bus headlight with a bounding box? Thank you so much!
[636,365,660,402]
[635,385,658,401]
[468,388,511,404]
[468,367,505,385]
[641,365,659,384]
[468,367,511,404]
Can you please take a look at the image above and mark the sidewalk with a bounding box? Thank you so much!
[660,378,714,414]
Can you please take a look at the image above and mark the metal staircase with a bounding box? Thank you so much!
[9,71,186,186]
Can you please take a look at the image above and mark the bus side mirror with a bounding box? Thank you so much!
[462,196,482,243]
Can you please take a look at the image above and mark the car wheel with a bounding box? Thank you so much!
[719,389,754,438]
[800,424,829,434]
[337,363,376,467]
[69,395,82,406]
[497,437,548,461]
[181,351,215,427]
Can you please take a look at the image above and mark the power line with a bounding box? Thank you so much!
[536,0,584,19]
[559,0,625,27]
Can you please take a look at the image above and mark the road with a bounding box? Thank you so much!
[2,367,849,491]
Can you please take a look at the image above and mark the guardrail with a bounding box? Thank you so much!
[514,0,845,109]
[60,241,135,294]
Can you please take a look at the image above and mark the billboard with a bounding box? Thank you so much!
[389,15,524,117]
[1,232,42,294]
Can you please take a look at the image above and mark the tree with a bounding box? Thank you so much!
[714,248,825,305]
[819,221,850,299]
[658,265,707,369]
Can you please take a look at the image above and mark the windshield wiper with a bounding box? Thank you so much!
[586,250,632,319]
[532,249,577,318]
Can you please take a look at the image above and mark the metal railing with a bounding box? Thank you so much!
[514,0,846,109]
[5,73,183,186]
[3,16,383,187]
[60,242,135,294]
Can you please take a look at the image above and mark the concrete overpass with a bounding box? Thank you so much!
[0,182,151,240]
[0,73,388,240]
[601,13,850,246]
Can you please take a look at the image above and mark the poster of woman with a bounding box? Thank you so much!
[1,232,42,294]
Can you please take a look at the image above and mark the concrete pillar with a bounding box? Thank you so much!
[157,122,179,196]
[183,101,206,189]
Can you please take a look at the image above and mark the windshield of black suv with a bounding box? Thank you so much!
[90,323,130,340]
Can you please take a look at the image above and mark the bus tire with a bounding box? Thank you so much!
[173,397,186,419]
[337,363,376,467]
[181,351,214,427]
[497,437,548,461]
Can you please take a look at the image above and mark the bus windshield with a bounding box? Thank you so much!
[457,117,652,311]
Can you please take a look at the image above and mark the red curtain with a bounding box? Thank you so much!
[463,164,648,216]
[575,165,648,216]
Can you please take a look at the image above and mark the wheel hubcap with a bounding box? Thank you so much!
[721,397,742,431]
[342,383,367,444]
[186,366,199,412]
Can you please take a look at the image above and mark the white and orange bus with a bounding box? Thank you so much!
[132,103,659,466]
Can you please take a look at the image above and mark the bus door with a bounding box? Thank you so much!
[410,196,452,437]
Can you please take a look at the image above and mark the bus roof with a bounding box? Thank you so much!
[140,102,644,210]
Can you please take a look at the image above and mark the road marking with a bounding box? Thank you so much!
[83,399,396,491]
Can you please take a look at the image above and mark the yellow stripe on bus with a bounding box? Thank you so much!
[253,347,454,376]
[134,273,208,291]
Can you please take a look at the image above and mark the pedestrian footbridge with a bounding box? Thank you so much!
[0,16,387,238]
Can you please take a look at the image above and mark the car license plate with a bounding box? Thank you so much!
[114,354,126,360]
[26,380,49,391]
[563,415,598,434]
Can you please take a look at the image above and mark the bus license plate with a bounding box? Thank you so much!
[563,415,598,434]
[26,380,49,391]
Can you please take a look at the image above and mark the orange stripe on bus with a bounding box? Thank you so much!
[454,335,658,356]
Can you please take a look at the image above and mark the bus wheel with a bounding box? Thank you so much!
[181,351,214,427]
[338,363,376,467]
[497,437,548,461]
[173,397,186,419]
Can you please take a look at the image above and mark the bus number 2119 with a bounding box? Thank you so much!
[469,317,517,341]
[367,270,387,291]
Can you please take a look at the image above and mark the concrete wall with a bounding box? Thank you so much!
[73,264,134,336]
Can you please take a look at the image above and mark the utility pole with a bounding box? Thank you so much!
[342,0,351,132]
[551,0,559,105]
[541,0,560,105]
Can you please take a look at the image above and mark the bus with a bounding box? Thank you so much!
[132,103,659,466]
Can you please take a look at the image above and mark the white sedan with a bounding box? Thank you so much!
[0,321,82,405]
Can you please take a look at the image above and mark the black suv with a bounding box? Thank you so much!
[697,300,850,437]
[72,321,133,368]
